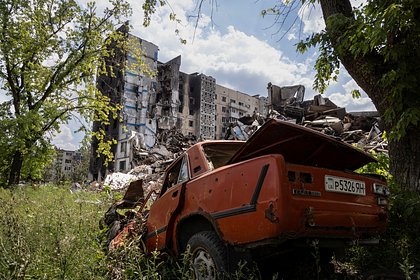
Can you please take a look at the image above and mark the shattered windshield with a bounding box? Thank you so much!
[202,142,243,170]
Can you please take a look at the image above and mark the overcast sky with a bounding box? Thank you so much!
[1,0,375,150]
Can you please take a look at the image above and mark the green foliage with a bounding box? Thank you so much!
[104,242,268,279]
[357,151,392,182]
[351,89,361,99]
[296,0,420,140]
[297,31,340,94]
[69,138,92,183]
[347,189,420,278]
[103,243,195,279]
[8,185,417,279]
[351,151,420,278]
[0,185,111,279]
[0,0,132,186]
[142,0,166,27]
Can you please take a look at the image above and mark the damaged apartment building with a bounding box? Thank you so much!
[90,30,268,180]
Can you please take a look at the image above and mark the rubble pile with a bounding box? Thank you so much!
[156,127,197,153]
[103,89,387,199]
[127,160,171,193]
[225,94,387,154]
[104,172,139,190]
[103,127,197,195]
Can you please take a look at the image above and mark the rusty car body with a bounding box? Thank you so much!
[108,119,389,276]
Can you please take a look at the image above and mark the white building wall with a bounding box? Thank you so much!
[115,36,159,172]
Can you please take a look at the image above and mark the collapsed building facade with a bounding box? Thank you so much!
[89,29,268,180]
[90,26,383,182]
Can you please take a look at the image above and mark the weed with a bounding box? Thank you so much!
[2,182,418,279]
[0,184,109,279]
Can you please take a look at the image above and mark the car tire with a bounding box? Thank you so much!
[187,231,228,280]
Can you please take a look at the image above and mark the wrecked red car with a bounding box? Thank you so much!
[104,119,389,277]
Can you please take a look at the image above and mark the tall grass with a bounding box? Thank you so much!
[0,185,108,279]
[2,183,417,279]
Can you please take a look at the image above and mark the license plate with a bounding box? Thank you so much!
[325,176,366,196]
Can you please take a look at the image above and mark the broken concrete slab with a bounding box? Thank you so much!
[104,172,139,190]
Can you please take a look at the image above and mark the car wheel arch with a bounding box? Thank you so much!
[176,213,223,253]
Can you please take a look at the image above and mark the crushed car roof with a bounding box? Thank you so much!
[227,119,376,171]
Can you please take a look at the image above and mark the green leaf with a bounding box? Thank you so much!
[351,89,361,99]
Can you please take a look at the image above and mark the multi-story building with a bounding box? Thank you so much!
[178,72,216,139]
[50,149,83,180]
[90,29,267,180]
[90,24,161,179]
[215,85,268,139]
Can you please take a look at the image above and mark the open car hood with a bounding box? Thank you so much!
[227,119,376,171]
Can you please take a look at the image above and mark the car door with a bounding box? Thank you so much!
[145,155,189,251]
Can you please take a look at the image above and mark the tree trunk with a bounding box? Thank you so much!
[7,150,23,187]
[318,0,420,192]
[389,128,420,191]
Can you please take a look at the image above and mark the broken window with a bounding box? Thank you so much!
[161,155,189,194]
[189,120,194,127]
[177,157,189,184]
[231,99,236,103]
[222,107,226,113]
[222,96,227,102]
[202,142,243,170]
[120,142,127,153]
[119,160,126,171]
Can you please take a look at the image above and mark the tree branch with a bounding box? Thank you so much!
[318,0,390,114]
[32,3,119,112]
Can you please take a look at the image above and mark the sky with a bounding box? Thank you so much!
[1,0,375,150]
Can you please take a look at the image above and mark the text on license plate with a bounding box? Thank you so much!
[325,176,366,196]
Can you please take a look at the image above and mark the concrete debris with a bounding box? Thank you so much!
[131,128,196,166]
[104,172,139,190]
[128,163,166,193]
[225,91,387,153]
[102,128,197,198]
[70,182,82,193]
[156,127,197,153]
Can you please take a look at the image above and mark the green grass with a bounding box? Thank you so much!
[0,184,108,279]
[1,184,418,280]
